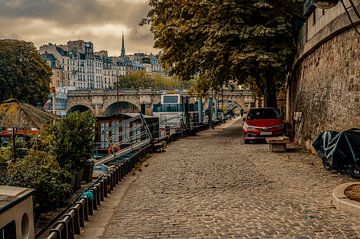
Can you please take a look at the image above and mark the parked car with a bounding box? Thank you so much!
[243,107,285,143]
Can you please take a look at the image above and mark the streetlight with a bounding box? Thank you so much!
[314,0,360,36]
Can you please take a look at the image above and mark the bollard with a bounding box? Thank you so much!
[116,165,121,183]
[111,170,116,187]
[88,198,94,215]
[126,160,131,174]
[94,185,101,206]
[47,229,61,239]
[109,172,114,190]
[101,178,108,198]
[62,215,75,239]
[95,182,103,202]
[51,221,67,239]
[98,182,105,201]
[120,163,125,178]
[67,209,81,235]
[123,161,128,174]
[106,174,113,193]
[89,188,98,210]
[79,197,89,220]
[128,158,133,170]
[118,165,122,180]
[74,202,85,227]
[69,207,81,234]
[131,156,136,168]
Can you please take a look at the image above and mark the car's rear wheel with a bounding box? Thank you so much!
[243,139,249,144]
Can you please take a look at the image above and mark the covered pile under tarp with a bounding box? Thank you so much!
[312,128,360,170]
[0,98,56,129]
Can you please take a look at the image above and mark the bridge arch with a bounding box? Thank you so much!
[104,101,140,116]
[67,104,93,114]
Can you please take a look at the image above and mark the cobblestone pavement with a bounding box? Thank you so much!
[80,118,360,239]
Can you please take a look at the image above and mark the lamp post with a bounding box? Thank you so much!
[314,0,360,36]
[11,128,16,161]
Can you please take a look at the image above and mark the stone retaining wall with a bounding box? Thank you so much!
[289,28,360,149]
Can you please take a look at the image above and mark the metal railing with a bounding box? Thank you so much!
[45,146,151,239]
[41,114,225,239]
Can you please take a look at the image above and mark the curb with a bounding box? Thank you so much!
[332,182,360,216]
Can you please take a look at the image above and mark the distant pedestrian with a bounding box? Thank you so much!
[240,108,244,117]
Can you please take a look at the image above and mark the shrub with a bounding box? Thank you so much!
[49,111,95,172]
[2,150,72,212]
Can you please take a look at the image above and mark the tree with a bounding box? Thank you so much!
[1,150,72,212]
[0,39,52,105]
[48,111,96,172]
[116,70,194,90]
[143,0,303,107]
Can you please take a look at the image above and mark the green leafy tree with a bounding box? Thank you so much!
[1,150,72,212]
[116,70,193,90]
[0,39,52,105]
[143,0,302,106]
[49,111,96,172]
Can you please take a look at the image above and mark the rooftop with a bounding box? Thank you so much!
[0,186,33,214]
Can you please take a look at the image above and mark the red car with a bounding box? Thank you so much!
[243,107,285,143]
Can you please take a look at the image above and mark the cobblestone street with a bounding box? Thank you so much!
[79,118,360,239]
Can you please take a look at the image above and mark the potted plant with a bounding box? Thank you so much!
[82,158,95,183]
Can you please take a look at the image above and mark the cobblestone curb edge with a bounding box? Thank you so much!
[332,182,360,216]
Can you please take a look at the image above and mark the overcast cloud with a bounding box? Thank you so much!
[0,0,156,55]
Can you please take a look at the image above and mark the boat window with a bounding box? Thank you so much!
[0,220,16,239]
[163,96,179,104]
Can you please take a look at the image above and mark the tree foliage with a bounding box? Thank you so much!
[143,0,303,106]
[46,111,96,172]
[0,39,52,105]
[116,70,194,90]
[0,150,72,212]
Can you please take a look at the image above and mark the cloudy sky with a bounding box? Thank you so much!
[0,0,156,56]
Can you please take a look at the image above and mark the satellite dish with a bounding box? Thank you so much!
[313,0,339,9]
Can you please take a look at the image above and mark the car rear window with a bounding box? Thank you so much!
[247,108,280,120]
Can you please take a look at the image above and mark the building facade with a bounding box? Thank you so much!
[40,39,165,91]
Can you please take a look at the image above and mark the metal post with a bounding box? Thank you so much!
[141,104,146,115]
[52,91,56,115]
[198,98,203,124]
[184,96,190,132]
[12,128,16,160]
[214,99,218,120]
[208,97,213,122]
[221,89,224,111]
[116,75,120,114]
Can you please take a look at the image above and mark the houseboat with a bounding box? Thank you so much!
[152,94,199,135]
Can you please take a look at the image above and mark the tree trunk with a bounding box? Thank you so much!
[263,77,277,108]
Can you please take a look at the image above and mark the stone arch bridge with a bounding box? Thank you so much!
[67,89,256,116]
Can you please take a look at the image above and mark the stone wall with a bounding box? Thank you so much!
[290,28,360,149]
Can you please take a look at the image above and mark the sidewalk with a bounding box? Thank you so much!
[77,118,360,238]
